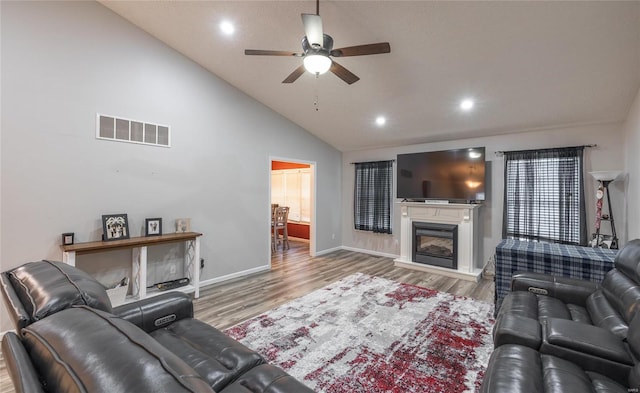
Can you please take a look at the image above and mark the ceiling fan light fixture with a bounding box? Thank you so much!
[303,54,331,75]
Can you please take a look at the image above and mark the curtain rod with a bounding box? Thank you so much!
[494,144,597,157]
[350,159,395,164]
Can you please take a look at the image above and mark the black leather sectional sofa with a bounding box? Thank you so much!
[482,239,640,392]
[0,260,314,393]
[2,240,640,392]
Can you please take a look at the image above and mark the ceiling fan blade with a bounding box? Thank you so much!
[301,13,323,47]
[245,49,303,57]
[330,43,391,57]
[282,65,306,83]
[330,61,360,85]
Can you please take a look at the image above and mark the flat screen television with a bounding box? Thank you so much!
[397,147,486,201]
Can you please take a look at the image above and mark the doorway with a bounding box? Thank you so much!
[269,157,316,262]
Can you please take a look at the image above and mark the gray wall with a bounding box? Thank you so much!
[0,1,342,331]
[342,123,626,268]
[623,87,640,240]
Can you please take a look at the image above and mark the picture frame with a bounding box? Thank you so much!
[62,232,74,246]
[176,218,191,233]
[145,218,162,237]
[102,214,130,241]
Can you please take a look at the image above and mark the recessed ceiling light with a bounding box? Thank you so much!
[220,20,235,36]
[460,98,475,111]
[375,116,386,126]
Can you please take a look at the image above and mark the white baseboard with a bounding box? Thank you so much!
[314,246,343,256]
[394,259,483,282]
[339,246,399,259]
[199,265,271,289]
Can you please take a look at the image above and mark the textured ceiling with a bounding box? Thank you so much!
[100,1,640,151]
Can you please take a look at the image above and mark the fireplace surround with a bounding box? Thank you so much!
[395,202,482,281]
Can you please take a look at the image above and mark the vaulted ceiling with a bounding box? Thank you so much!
[100,1,640,151]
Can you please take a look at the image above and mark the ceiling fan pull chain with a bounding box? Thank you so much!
[314,73,320,111]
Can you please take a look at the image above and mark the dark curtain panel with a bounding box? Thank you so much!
[354,161,393,234]
[502,146,587,245]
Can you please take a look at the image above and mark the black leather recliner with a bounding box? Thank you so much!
[482,305,640,392]
[489,239,640,390]
[495,239,640,345]
[0,260,314,393]
[481,341,640,393]
[0,259,114,331]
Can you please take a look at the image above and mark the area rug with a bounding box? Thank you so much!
[225,273,495,393]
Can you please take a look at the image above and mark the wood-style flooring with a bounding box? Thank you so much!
[0,239,494,392]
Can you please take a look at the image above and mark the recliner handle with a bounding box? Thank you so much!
[528,287,548,295]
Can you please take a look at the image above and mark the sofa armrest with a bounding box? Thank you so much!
[112,292,194,333]
[511,272,599,307]
[0,273,31,331]
[493,314,542,349]
[1,332,46,393]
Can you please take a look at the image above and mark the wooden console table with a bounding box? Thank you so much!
[62,232,202,301]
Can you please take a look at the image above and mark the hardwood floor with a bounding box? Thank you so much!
[0,239,494,392]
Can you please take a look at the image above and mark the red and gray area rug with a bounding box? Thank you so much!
[225,273,495,393]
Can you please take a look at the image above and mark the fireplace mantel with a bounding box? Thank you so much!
[394,202,482,281]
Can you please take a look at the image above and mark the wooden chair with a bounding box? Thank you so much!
[272,206,290,251]
[270,204,278,251]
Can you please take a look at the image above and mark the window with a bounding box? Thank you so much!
[354,161,393,234]
[271,168,311,223]
[503,146,586,245]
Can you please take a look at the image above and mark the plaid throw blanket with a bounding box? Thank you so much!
[495,239,617,311]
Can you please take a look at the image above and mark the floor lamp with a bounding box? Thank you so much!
[589,171,623,249]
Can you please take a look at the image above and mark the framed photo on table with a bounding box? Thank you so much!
[61,232,74,246]
[102,214,129,241]
[145,218,162,237]
[176,218,191,233]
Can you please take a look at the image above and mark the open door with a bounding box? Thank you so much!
[269,157,316,261]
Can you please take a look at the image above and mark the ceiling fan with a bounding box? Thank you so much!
[244,0,390,85]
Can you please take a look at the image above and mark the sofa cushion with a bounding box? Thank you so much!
[542,318,632,365]
[8,260,112,323]
[537,296,572,320]
[151,318,265,391]
[480,344,545,393]
[219,364,314,393]
[496,291,539,320]
[586,371,632,393]
[540,354,598,393]
[497,290,592,324]
[480,344,629,393]
[21,306,214,393]
[600,269,640,329]
[613,239,640,282]
[586,289,629,339]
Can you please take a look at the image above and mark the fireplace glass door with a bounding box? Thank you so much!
[412,222,458,269]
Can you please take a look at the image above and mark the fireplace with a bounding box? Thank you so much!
[412,222,458,269]
[396,202,480,281]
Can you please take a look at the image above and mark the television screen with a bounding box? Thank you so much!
[397,147,486,201]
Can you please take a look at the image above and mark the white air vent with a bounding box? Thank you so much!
[96,114,170,147]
